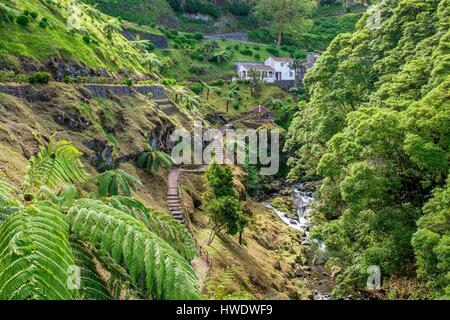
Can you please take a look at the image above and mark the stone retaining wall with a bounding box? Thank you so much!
[0,84,167,100]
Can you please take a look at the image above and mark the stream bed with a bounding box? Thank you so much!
[264,183,332,300]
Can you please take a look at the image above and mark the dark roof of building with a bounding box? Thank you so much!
[242,65,275,72]
[251,105,271,113]
[235,61,264,66]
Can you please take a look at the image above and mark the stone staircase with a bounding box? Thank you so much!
[167,168,185,224]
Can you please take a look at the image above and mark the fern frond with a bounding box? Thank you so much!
[38,184,81,208]
[0,182,21,224]
[70,237,111,300]
[24,138,88,192]
[104,196,197,260]
[0,202,76,300]
[67,199,200,300]
[96,169,143,197]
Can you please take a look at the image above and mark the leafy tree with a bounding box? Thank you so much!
[0,138,199,300]
[225,84,241,112]
[248,68,263,96]
[203,163,248,245]
[135,143,173,173]
[285,0,450,298]
[96,169,143,197]
[254,0,317,46]
[103,18,122,40]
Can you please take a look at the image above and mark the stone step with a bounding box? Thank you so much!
[169,206,181,211]
[167,199,180,204]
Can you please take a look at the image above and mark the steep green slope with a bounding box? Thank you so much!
[286,0,449,299]
[82,0,174,25]
[0,0,148,77]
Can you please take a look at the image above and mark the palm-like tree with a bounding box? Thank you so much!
[224,85,241,113]
[103,18,122,40]
[96,169,143,197]
[135,143,173,173]
[0,3,15,25]
[248,68,263,97]
[130,34,151,52]
[141,52,164,74]
[210,50,233,64]
[0,137,199,300]
[201,81,221,101]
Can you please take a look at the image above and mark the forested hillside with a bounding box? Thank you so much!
[0,0,448,302]
[286,0,449,298]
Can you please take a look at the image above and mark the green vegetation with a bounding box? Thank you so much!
[285,0,450,299]
[254,0,317,46]
[0,137,199,299]
[28,71,52,84]
[0,0,150,76]
[203,163,249,245]
[135,143,173,173]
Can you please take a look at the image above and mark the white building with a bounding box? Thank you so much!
[235,57,295,83]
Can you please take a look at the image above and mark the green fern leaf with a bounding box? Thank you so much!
[67,199,200,300]
[0,202,76,300]
[70,237,111,300]
[24,138,88,192]
[104,196,197,260]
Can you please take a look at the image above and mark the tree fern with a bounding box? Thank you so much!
[104,196,197,260]
[24,137,88,193]
[96,169,143,197]
[135,144,173,174]
[0,3,16,25]
[70,237,111,300]
[67,199,200,300]
[0,202,77,300]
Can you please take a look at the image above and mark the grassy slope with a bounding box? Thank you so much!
[83,0,173,25]
[0,0,146,75]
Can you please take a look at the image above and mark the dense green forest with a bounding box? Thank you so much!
[286,0,449,298]
[0,0,448,301]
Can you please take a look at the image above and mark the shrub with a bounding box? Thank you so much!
[234,44,239,50]
[38,19,48,29]
[16,15,29,27]
[191,83,204,95]
[193,32,204,40]
[122,78,133,86]
[162,78,177,85]
[63,75,73,84]
[82,35,91,44]
[253,45,260,51]
[188,65,206,75]
[240,49,253,56]
[266,47,280,56]
[254,53,261,60]
[28,72,52,84]
[184,0,221,19]
[226,0,251,16]
[0,70,27,83]
[280,45,290,52]
[209,79,225,86]
[291,51,307,59]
